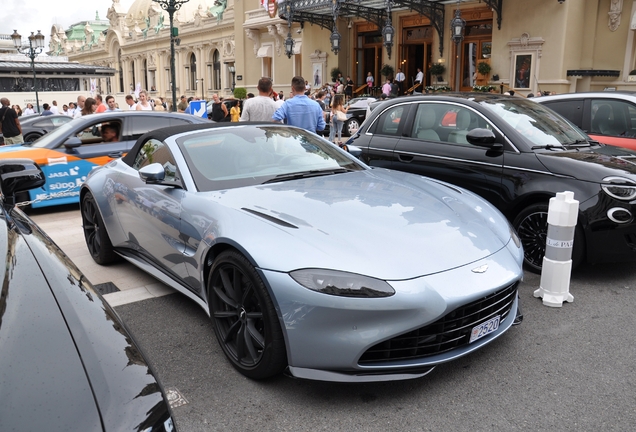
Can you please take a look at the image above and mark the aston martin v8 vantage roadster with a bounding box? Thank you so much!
[81,122,524,382]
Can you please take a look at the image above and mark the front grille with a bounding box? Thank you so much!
[358,282,518,365]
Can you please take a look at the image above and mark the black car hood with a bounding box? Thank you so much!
[536,145,636,182]
[0,210,171,431]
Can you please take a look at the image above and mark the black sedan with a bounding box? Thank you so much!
[349,93,636,272]
[0,159,175,431]
[0,111,209,208]
[0,114,72,144]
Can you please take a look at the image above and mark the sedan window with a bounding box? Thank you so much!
[590,99,636,137]
[375,105,406,136]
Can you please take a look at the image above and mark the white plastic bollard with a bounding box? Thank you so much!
[534,191,578,307]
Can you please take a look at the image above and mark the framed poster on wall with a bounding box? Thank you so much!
[312,63,323,88]
[513,54,532,89]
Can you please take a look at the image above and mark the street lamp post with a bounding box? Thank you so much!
[11,30,45,113]
[227,65,236,92]
[152,0,190,111]
[450,6,466,91]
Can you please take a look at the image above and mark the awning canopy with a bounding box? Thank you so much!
[277,0,504,57]
[257,45,273,58]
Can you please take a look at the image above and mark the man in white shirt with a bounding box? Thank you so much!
[395,68,406,95]
[125,95,137,110]
[240,77,278,122]
[73,95,86,118]
[414,68,424,94]
[50,100,59,115]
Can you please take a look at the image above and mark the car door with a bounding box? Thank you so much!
[116,137,190,282]
[391,102,505,205]
[360,103,411,169]
[539,99,585,132]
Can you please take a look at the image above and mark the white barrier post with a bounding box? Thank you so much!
[534,191,578,307]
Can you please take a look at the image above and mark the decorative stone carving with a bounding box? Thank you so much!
[268,25,283,56]
[245,28,260,55]
[609,0,623,31]
[508,33,545,57]
[223,38,235,57]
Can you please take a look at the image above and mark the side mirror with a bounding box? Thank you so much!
[63,137,82,151]
[466,128,503,151]
[0,159,46,207]
[139,163,166,184]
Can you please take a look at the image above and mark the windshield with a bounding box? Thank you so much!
[27,120,79,148]
[480,98,589,147]
[178,125,365,191]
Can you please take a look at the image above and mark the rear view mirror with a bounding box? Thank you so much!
[139,163,166,184]
[466,128,503,151]
[0,159,45,207]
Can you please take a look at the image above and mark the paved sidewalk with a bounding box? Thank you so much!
[30,206,175,306]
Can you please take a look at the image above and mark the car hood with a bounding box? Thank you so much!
[536,145,636,182]
[203,169,513,279]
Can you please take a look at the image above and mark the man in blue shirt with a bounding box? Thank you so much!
[273,76,325,133]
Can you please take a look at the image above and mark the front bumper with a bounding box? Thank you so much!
[260,244,523,382]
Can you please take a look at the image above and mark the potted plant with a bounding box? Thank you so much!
[330,67,343,83]
[477,61,492,76]
[233,87,247,100]
[380,64,395,80]
[429,63,446,82]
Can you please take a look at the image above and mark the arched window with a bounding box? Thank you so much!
[189,53,197,91]
[118,49,124,93]
[213,50,221,90]
[143,59,148,91]
[130,60,136,90]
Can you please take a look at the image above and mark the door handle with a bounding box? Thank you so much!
[397,154,414,163]
[108,152,123,158]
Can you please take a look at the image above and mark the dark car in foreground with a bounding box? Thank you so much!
[0,111,209,208]
[536,91,636,150]
[0,114,73,145]
[349,93,636,272]
[80,122,523,382]
[0,159,174,431]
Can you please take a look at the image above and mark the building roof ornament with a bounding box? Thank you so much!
[609,0,623,32]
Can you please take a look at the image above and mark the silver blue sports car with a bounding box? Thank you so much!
[80,122,524,382]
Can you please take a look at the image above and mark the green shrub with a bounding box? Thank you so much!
[233,87,247,99]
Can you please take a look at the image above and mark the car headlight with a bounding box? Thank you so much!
[602,176,636,200]
[289,269,395,298]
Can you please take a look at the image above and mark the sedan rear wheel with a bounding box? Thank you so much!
[81,192,120,264]
[513,203,584,274]
[208,250,287,379]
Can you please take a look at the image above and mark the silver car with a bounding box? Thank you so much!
[80,122,524,382]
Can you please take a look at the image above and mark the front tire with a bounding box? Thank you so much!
[208,250,287,379]
[81,192,120,264]
[513,203,584,273]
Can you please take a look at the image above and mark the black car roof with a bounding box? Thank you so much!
[122,121,282,167]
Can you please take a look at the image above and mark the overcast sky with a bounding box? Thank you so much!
[6,0,134,48]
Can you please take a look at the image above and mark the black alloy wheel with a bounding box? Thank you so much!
[208,250,286,379]
[513,203,584,274]
[81,192,120,264]
[23,133,42,143]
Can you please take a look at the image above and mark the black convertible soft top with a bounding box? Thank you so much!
[122,121,279,167]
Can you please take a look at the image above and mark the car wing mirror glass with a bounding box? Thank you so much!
[466,128,502,150]
[63,137,83,150]
[139,163,166,184]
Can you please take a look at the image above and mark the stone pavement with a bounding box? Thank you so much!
[30,206,175,307]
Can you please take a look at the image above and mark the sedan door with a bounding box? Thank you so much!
[360,103,411,169]
[391,102,505,205]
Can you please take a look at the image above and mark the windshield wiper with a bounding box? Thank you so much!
[531,144,563,150]
[262,168,355,184]
[563,139,591,147]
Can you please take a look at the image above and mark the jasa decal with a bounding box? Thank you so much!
[29,160,97,209]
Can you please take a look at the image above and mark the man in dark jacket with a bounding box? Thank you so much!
[0,98,23,144]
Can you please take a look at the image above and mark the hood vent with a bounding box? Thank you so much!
[241,208,298,229]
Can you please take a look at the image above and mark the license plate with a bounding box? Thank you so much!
[469,315,500,343]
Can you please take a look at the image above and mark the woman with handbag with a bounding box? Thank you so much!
[330,95,349,145]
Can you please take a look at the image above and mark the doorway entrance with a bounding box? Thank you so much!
[400,25,433,92]
[459,22,492,91]
[355,30,383,96]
